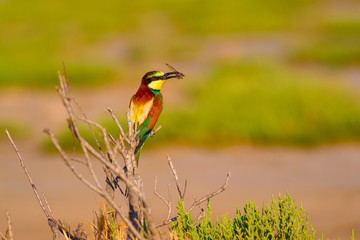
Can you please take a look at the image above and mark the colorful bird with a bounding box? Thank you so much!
[129,68,184,165]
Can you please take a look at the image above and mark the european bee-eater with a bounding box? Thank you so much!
[129,68,184,165]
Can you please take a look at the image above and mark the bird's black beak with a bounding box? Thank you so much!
[162,71,185,80]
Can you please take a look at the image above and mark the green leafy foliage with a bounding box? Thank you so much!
[172,200,200,239]
[170,193,350,240]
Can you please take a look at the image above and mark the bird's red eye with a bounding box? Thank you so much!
[152,76,156,80]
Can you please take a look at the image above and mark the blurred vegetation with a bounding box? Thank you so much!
[291,18,360,65]
[0,121,29,140]
[158,61,360,146]
[45,60,360,150]
[2,0,360,146]
[1,0,360,87]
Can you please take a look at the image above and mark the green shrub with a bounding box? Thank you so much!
[170,193,355,240]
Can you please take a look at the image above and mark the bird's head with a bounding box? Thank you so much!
[142,70,184,91]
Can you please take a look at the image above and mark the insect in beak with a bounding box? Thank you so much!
[162,63,185,80]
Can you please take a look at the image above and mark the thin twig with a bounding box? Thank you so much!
[43,195,60,240]
[127,111,134,142]
[73,97,107,159]
[78,134,102,190]
[167,155,186,200]
[149,125,162,138]
[43,194,56,220]
[195,207,205,224]
[6,129,50,219]
[106,106,129,144]
[108,133,126,159]
[78,117,117,168]
[0,230,6,240]
[70,157,88,166]
[6,212,13,240]
[154,177,172,226]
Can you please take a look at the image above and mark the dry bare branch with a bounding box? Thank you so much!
[45,111,157,239]
[156,159,231,228]
[44,128,145,240]
[188,172,231,212]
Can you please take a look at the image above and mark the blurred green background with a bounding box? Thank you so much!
[1,0,360,147]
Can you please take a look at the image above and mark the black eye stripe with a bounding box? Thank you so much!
[146,75,158,83]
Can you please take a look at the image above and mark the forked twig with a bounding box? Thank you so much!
[167,155,187,200]
[188,173,231,212]
[156,156,231,228]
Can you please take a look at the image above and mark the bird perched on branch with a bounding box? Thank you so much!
[129,65,184,165]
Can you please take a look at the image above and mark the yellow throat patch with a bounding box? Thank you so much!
[148,80,166,90]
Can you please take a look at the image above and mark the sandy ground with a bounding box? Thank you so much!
[0,85,360,239]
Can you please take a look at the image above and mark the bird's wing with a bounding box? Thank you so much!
[129,97,154,130]
[132,94,163,154]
